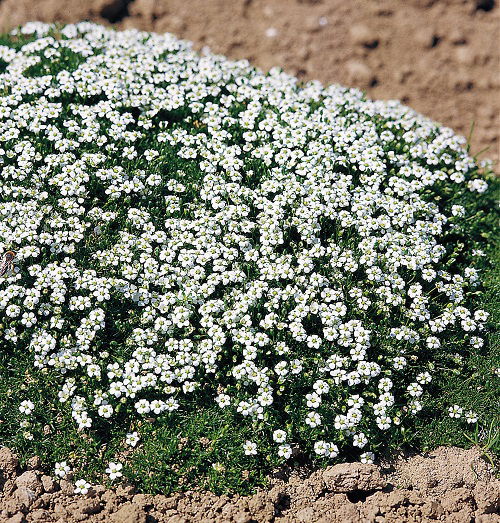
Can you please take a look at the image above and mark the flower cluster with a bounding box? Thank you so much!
[0,22,493,484]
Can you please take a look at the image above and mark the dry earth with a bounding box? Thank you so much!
[0,1,499,521]
[0,0,498,164]
[0,446,499,522]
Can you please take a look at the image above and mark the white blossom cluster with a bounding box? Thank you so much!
[0,22,491,472]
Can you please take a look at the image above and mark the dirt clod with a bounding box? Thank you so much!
[322,462,386,492]
[25,458,42,472]
[15,472,43,497]
[110,503,146,523]
[474,481,500,514]
[349,23,380,48]
[39,476,57,495]
[0,449,19,482]
[346,60,377,88]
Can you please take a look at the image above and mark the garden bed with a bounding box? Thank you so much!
[0,18,498,523]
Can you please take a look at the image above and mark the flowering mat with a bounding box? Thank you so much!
[0,20,498,521]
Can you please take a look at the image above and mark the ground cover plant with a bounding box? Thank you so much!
[0,21,498,496]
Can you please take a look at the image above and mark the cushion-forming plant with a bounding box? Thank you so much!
[0,22,497,490]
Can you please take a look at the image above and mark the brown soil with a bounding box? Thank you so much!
[0,2,499,522]
[1,446,499,522]
[0,0,499,164]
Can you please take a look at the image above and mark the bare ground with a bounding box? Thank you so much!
[0,1,499,521]
[0,0,498,164]
[0,446,499,522]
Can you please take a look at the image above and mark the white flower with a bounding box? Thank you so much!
[470,337,484,349]
[416,372,432,385]
[98,404,114,418]
[474,310,489,322]
[360,452,375,464]
[407,383,423,397]
[243,441,257,456]
[215,394,231,408]
[272,430,287,443]
[314,441,338,458]
[314,440,329,457]
[326,443,339,458]
[467,179,488,193]
[313,380,330,395]
[465,411,478,424]
[135,399,151,415]
[54,461,71,478]
[74,479,91,495]
[125,431,140,447]
[19,400,35,415]
[451,205,465,217]
[305,411,321,428]
[376,415,392,430]
[426,336,441,349]
[448,405,463,418]
[150,400,166,414]
[353,433,368,448]
[393,357,407,370]
[278,444,292,459]
[409,400,422,414]
[105,462,123,480]
[306,392,321,409]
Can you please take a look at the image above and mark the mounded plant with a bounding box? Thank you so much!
[0,22,498,494]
